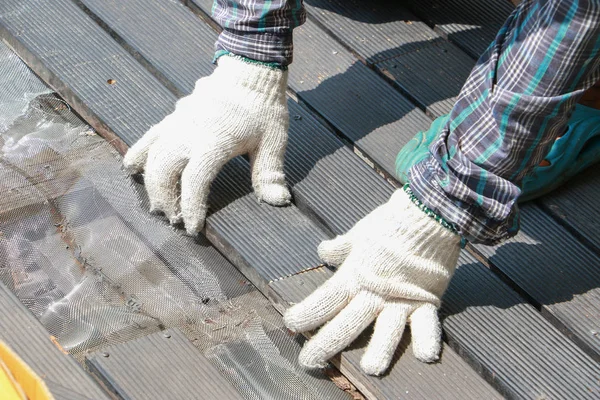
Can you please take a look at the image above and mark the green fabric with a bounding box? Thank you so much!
[213,50,287,71]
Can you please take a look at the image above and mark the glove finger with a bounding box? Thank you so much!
[360,301,413,376]
[123,124,163,173]
[409,303,442,363]
[298,291,383,369]
[249,129,291,206]
[144,141,189,223]
[284,273,353,333]
[317,235,352,266]
[180,136,241,235]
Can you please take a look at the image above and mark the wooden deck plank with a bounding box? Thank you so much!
[539,167,600,256]
[471,203,600,361]
[86,329,245,400]
[303,0,475,117]
[404,0,515,60]
[0,0,508,398]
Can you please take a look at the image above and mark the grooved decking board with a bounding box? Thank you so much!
[0,0,510,398]
[304,0,435,64]
[374,39,474,116]
[539,167,600,256]
[86,329,244,400]
[443,252,600,399]
[0,283,110,400]
[404,0,515,60]
[74,0,217,95]
[302,0,475,117]
[472,203,600,361]
[290,19,437,173]
[269,267,503,400]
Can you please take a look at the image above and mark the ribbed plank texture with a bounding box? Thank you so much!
[0,0,175,151]
[540,167,600,256]
[207,158,327,283]
[0,283,109,399]
[303,0,435,64]
[86,329,244,400]
[76,0,217,94]
[291,19,435,175]
[269,267,503,400]
[404,0,515,60]
[443,252,600,399]
[473,203,600,361]
[302,0,475,117]
[375,38,474,117]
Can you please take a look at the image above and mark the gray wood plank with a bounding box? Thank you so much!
[302,0,475,117]
[0,282,110,399]
[443,252,600,399]
[86,328,245,400]
[539,167,600,256]
[403,0,515,60]
[471,203,600,362]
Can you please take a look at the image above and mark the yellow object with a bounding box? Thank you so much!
[0,341,54,400]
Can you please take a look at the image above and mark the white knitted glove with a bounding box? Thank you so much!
[284,188,461,375]
[123,55,291,234]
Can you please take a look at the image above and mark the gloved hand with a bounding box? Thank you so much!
[123,55,291,234]
[284,188,461,375]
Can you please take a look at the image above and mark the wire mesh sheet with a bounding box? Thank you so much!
[0,42,347,400]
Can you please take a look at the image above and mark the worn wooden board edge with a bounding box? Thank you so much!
[538,166,600,257]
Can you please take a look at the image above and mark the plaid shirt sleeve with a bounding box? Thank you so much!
[212,0,306,66]
[409,0,600,245]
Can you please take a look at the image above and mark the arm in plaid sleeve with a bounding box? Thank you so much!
[409,0,600,245]
[212,0,306,66]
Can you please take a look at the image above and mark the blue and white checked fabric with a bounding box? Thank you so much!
[212,0,600,245]
[410,0,600,245]
[212,0,305,66]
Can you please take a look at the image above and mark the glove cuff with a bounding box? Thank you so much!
[212,53,288,103]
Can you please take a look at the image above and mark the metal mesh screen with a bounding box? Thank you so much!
[0,42,347,400]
